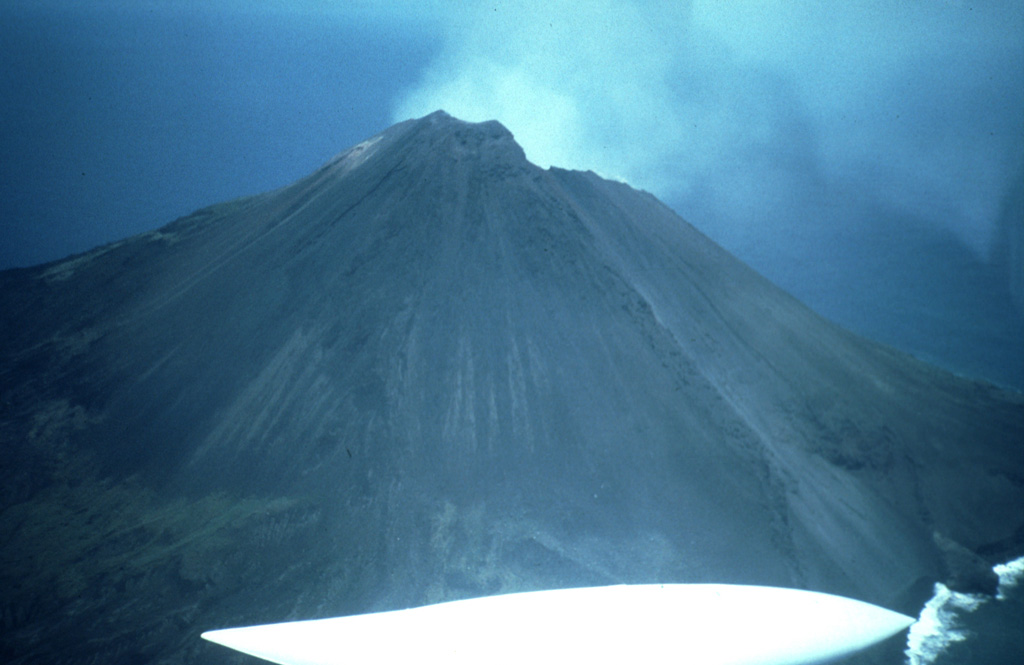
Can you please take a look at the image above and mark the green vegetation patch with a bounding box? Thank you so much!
[1,475,294,601]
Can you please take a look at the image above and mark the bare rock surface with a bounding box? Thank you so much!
[1,111,1022,664]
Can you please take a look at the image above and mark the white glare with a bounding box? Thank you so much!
[203,584,914,665]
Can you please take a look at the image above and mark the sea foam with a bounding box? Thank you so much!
[905,556,1024,665]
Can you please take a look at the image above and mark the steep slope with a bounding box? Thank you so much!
[1,111,1021,664]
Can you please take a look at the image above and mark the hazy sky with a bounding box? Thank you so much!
[392,0,1023,260]
[2,0,1022,384]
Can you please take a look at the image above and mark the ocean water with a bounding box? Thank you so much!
[905,556,1024,664]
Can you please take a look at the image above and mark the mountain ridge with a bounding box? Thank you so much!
[1,111,1021,664]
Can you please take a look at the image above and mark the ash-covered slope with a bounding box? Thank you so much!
[1,111,1022,664]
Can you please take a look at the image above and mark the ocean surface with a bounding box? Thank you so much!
[905,556,1024,664]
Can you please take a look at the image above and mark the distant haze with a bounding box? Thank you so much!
[2,0,1022,386]
[393,1,1023,263]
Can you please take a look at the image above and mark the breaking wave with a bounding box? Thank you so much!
[905,556,1024,664]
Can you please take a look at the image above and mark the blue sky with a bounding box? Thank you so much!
[2,0,1022,385]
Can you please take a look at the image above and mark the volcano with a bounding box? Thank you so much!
[1,111,1022,664]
